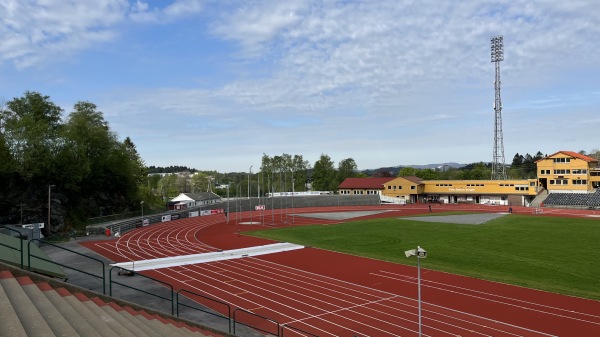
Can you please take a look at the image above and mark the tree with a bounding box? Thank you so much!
[312,154,337,191]
[398,167,417,177]
[337,158,357,185]
[3,91,63,182]
[415,168,438,180]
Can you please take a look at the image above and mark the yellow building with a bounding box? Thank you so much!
[339,150,600,207]
[535,151,600,193]
[381,177,538,206]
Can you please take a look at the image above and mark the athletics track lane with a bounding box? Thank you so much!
[81,206,600,336]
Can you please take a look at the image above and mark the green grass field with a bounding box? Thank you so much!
[246,213,600,300]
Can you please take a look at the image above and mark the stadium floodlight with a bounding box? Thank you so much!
[405,246,427,337]
[491,35,503,62]
[490,35,506,180]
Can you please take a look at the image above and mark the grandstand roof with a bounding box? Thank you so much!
[536,151,598,163]
[338,177,395,189]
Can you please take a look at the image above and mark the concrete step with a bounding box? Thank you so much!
[1,267,230,337]
[0,272,55,337]
[55,287,122,337]
[17,276,80,337]
[102,301,164,337]
[0,271,28,337]
[38,283,103,337]
[73,292,138,337]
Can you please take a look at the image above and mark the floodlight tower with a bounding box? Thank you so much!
[491,35,507,180]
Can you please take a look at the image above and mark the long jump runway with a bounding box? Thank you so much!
[81,206,600,336]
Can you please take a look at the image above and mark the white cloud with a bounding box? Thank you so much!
[3,0,600,170]
[0,0,128,68]
[129,0,204,23]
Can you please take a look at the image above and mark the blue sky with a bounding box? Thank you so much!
[1,0,599,172]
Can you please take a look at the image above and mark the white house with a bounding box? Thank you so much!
[168,192,221,210]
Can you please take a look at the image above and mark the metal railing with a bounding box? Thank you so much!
[0,226,24,269]
[27,239,106,294]
[233,308,279,336]
[109,266,175,315]
[281,324,320,337]
[176,288,232,333]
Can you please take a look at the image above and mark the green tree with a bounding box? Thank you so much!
[337,158,357,184]
[3,91,62,182]
[416,168,438,180]
[398,167,418,177]
[312,154,337,191]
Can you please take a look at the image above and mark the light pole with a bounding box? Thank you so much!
[249,165,253,224]
[140,200,144,226]
[248,165,253,199]
[48,185,55,233]
[405,246,427,337]
[226,183,230,224]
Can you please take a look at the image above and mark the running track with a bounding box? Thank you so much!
[81,205,600,336]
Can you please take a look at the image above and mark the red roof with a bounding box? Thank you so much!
[338,177,395,189]
[536,151,598,163]
[401,176,423,184]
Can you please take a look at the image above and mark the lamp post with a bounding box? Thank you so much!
[249,165,253,224]
[248,165,253,199]
[47,185,55,233]
[405,246,427,337]
[140,201,144,226]
[226,183,230,224]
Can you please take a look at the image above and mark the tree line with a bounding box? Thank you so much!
[3,91,599,233]
[0,91,147,232]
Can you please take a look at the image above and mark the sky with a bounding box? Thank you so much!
[1,0,599,172]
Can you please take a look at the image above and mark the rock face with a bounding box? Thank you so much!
[0,190,65,233]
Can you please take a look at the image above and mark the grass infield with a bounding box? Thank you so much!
[246,213,600,300]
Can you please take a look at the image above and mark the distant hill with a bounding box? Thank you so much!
[362,162,466,177]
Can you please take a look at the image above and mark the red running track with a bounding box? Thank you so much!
[81,205,600,336]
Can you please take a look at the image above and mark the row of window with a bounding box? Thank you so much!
[386,186,416,190]
[540,169,588,175]
[340,190,381,195]
[552,158,571,163]
[549,179,588,185]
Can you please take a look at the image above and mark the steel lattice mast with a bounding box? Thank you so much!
[491,35,506,180]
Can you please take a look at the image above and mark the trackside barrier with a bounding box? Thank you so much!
[233,308,279,336]
[109,266,174,315]
[0,226,24,269]
[281,324,320,337]
[176,289,232,333]
[27,239,106,294]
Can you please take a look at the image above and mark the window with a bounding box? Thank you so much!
[540,169,550,175]
[572,180,587,185]
[553,158,571,163]
[553,169,570,175]
[572,169,587,174]
[411,186,416,190]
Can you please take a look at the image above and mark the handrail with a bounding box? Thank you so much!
[27,239,106,294]
[109,266,175,315]
[233,307,279,336]
[176,288,232,333]
[281,324,319,337]
[0,226,24,269]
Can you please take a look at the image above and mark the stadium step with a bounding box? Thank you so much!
[0,269,226,337]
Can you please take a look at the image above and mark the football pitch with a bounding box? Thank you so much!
[246,213,600,300]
